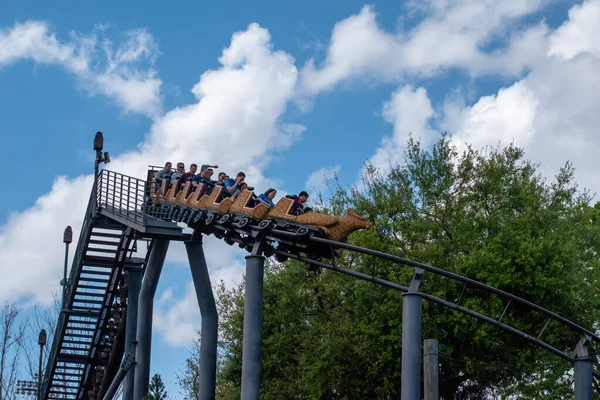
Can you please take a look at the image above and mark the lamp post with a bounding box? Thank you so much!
[38,329,46,400]
[61,226,73,307]
[92,132,110,215]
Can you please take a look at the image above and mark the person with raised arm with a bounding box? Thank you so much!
[223,171,246,200]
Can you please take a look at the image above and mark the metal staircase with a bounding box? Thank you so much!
[42,170,183,400]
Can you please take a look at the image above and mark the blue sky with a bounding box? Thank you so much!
[1,0,599,397]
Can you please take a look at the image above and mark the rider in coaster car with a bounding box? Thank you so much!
[287,191,312,215]
[223,172,246,200]
[154,162,174,190]
[169,162,186,191]
[237,182,258,207]
[216,172,227,185]
[257,188,277,209]
[191,166,217,192]
[178,163,197,187]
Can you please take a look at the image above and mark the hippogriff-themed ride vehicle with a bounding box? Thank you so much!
[144,168,372,260]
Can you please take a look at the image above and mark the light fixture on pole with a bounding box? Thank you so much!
[61,226,73,307]
[93,132,110,215]
[94,131,110,175]
[38,329,47,400]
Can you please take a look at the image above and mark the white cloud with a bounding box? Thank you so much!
[369,85,437,172]
[305,165,341,200]
[547,0,600,60]
[154,283,200,347]
[299,1,548,96]
[0,21,161,117]
[444,81,539,152]
[359,0,600,200]
[0,20,301,326]
[442,0,600,195]
[153,237,247,347]
[0,175,91,304]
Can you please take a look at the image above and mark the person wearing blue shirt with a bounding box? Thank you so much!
[257,188,277,208]
[223,171,246,199]
[192,168,216,190]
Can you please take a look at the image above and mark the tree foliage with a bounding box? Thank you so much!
[181,135,600,399]
[0,302,25,400]
[144,373,169,400]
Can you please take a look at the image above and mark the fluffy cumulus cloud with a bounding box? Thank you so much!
[547,0,600,60]
[353,0,600,197]
[0,20,301,324]
[369,85,437,171]
[0,21,162,116]
[153,237,247,347]
[299,0,549,96]
[0,175,92,304]
[445,0,600,194]
[305,165,341,199]
[443,81,539,152]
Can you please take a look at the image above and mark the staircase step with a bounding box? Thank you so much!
[61,346,88,352]
[80,269,112,276]
[76,284,106,290]
[90,231,123,238]
[50,372,82,377]
[65,325,95,330]
[86,247,118,254]
[64,333,94,339]
[63,309,100,317]
[88,238,120,246]
[73,299,104,311]
[78,277,110,284]
[74,291,105,298]
[63,339,92,345]
[83,256,117,267]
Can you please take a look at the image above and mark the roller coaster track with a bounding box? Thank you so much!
[41,169,599,398]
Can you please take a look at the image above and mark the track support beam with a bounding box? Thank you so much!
[573,335,593,400]
[401,268,424,400]
[185,237,218,400]
[123,266,143,400]
[424,339,439,400]
[132,239,170,400]
[240,243,266,400]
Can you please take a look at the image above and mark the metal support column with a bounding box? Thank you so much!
[240,239,266,400]
[123,266,143,400]
[401,268,424,400]
[424,339,439,400]
[573,335,593,400]
[185,238,218,400]
[132,239,170,400]
[103,352,135,400]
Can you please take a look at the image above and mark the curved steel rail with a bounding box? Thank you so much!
[265,229,599,379]
[309,234,600,344]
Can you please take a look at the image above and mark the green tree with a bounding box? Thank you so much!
[181,135,600,399]
[176,337,200,400]
[143,373,168,400]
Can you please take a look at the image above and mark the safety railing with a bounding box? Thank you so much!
[95,170,152,226]
[95,169,176,225]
